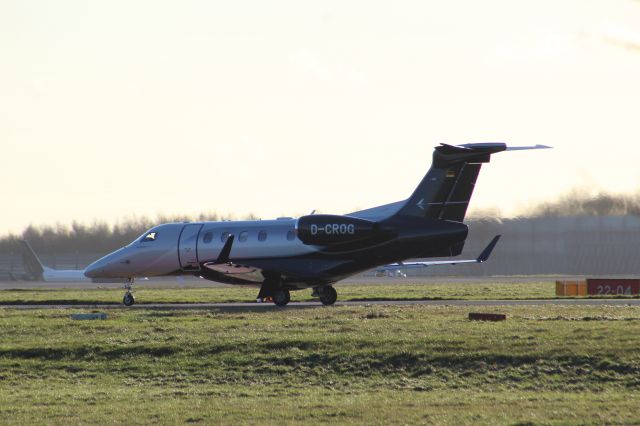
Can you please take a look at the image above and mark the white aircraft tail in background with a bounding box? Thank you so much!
[20,240,89,282]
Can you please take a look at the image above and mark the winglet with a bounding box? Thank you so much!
[214,234,235,264]
[476,235,501,263]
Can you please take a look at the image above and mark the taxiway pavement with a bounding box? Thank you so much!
[2,298,640,311]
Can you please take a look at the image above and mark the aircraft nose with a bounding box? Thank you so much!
[84,258,107,279]
[84,248,131,279]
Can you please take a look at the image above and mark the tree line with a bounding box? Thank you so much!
[0,213,255,255]
[2,189,640,255]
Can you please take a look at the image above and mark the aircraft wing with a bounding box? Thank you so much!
[375,235,500,273]
[199,235,265,284]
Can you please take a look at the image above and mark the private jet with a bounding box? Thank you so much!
[85,142,548,306]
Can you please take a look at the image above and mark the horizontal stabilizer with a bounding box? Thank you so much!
[505,144,552,151]
[457,143,552,152]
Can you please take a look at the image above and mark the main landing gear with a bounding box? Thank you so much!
[273,288,290,307]
[122,278,135,306]
[257,279,338,307]
[316,286,338,306]
[257,279,291,307]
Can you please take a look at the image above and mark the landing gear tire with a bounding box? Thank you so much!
[273,289,290,307]
[123,292,135,306]
[319,286,337,306]
[122,277,135,306]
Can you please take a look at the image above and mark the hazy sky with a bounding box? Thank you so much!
[1,0,640,235]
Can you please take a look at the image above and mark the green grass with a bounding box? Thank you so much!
[0,281,556,305]
[2,303,640,424]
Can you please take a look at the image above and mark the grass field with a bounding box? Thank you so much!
[2,295,640,424]
[0,281,557,305]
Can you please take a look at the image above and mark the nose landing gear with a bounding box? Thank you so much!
[123,292,135,306]
[122,278,135,306]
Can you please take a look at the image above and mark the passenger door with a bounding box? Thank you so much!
[178,224,203,271]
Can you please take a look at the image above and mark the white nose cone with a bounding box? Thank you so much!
[84,248,131,279]
[84,257,109,278]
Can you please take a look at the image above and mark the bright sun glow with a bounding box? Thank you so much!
[1,0,640,234]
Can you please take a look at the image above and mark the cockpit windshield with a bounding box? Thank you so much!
[142,232,157,242]
[127,229,159,246]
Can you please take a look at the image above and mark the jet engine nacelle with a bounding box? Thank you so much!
[296,215,379,246]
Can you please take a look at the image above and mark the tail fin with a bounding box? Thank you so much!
[395,143,508,222]
[20,240,46,276]
[396,142,550,221]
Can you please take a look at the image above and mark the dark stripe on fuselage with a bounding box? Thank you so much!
[186,217,468,289]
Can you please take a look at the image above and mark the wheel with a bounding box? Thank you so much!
[123,292,135,306]
[319,286,337,306]
[273,289,290,306]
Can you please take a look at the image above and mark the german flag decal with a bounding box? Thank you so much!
[446,170,456,178]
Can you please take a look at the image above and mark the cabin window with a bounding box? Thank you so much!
[221,232,231,243]
[286,229,296,241]
[239,231,249,242]
[258,230,267,242]
[203,232,213,244]
[141,232,157,242]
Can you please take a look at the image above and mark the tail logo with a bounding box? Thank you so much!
[416,198,427,210]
